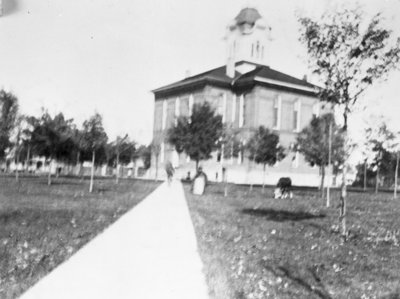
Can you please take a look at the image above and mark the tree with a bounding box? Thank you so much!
[296,113,345,199]
[31,111,75,185]
[218,125,241,196]
[168,102,223,171]
[137,145,151,170]
[246,126,285,193]
[109,135,136,183]
[71,127,86,177]
[82,113,108,192]
[299,6,400,239]
[11,115,35,182]
[366,123,396,194]
[0,90,18,163]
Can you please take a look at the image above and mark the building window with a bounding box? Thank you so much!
[172,150,179,167]
[256,41,260,59]
[261,46,265,60]
[312,102,320,118]
[293,99,301,132]
[175,97,180,126]
[273,96,281,130]
[232,95,236,124]
[217,93,227,123]
[222,93,227,123]
[239,94,244,128]
[251,44,254,57]
[162,99,167,130]
[189,94,194,117]
[160,142,165,163]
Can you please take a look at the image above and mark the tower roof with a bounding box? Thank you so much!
[234,7,262,25]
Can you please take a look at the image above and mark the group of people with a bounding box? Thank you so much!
[164,161,207,195]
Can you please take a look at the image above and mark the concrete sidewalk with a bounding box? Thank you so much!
[20,180,209,299]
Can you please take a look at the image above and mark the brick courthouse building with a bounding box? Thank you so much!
[151,7,330,186]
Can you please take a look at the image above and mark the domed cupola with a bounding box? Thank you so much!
[225,7,271,76]
[235,7,262,26]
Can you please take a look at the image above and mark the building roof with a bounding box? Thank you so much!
[152,61,319,98]
[234,8,262,25]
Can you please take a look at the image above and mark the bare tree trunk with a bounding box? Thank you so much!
[363,159,367,192]
[326,121,332,207]
[339,164,347,239]
[222,167,228,197]
[89,150,95,193]
[48,159,52,186]
[25,145,31,172]
[262,164,266,194]
[76,151,81,176]
[395,152,399,199]
[115,152,120,184]
[375,167,380,194]
[320,165,325,200]
[249,157,255,192]
[196,160,199,172]
[15,149,19,183]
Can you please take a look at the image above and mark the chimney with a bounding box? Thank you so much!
[302,74,308,81]
[226,58,235,78]
[185,69,191,78]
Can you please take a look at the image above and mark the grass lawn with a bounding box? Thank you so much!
[185,183,400,299]
[0,175,159,299]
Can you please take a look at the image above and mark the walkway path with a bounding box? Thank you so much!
[20,180,209,299]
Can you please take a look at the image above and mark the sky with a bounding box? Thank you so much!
[0,0,400,152]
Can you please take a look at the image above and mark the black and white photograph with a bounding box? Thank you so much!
[1,0,400,298]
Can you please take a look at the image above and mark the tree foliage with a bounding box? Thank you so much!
[108,135,137,166]
[168,102,223,168]
[0,90,19,160]
[31,111,75,161]
[82,113,108,165]
[218,125,242,161]
[296,113,345,170]
[298,5,400,238]
[299,7,400,129]
[246,126,285,167]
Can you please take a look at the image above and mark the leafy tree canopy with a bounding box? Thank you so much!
[168,102,223,167]
[296,113,345,169]
[31,111,75,161]
[298,7,400,129]
[246,126,285,167]
[0,90,18,159]
[81,113,108,165]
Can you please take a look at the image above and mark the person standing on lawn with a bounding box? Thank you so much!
[165,160,174,185]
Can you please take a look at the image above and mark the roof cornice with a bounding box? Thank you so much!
[254,76,318,93]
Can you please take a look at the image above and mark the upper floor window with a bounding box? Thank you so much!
[232,95,237,124]
[312,102,320,118]
[162,99,167,130]
[239,94,245,128]
[189,94,194,117]
[217,93,227,123]
[293,99,301,132]
[273,96,281,130]
[174,97,180,126]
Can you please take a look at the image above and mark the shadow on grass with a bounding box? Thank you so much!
[241,208,325,222]
[380,291,400,299]
[264,263,332,299]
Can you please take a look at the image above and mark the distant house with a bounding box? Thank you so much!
[152,7,332,186]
